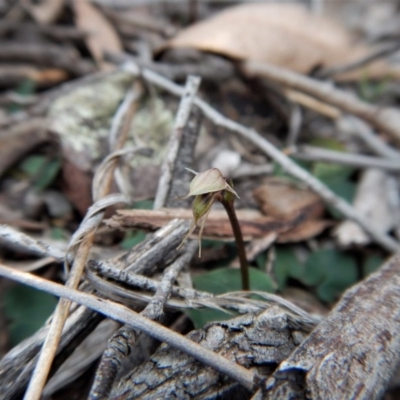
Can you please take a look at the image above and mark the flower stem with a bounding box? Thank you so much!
[219,193,250,291]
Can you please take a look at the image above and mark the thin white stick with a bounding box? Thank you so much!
[292,145,400,171]
[341,116,400,160]
[0,225,65,262]
[0,262,256,392]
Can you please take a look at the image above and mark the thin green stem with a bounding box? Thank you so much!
[219,193,250,291]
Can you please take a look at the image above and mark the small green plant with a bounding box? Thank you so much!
[178,168,250,290]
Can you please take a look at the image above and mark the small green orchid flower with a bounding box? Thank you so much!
[178,168,249,290]
[184,167,239,199]
[178,168,239,257]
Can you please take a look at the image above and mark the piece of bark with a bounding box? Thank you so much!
[108,207,330,242]
[110,306,311,399]
[264,255,400,400]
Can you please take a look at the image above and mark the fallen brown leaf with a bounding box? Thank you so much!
[73,0,122,70]
[166,3,396,80]
[253,177,324,221]
[277,220,332,243]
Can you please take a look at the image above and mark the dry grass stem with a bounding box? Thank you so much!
[292,145,400,171]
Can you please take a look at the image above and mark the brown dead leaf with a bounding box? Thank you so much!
[253,177,324,221]
[166,3,395,80]
[252,177,330,242]
[277,220,332,243]
[24,0,64,25]
[73,0,122,70]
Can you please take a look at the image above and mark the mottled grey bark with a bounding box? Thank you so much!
[111,306,311,399]
[264,255,400,400]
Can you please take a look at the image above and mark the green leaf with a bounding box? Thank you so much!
[193,267,275,295]
[120,230,146,249]
[303,249,358,303]
[201,239,225,250]
[19,156,61,190]
[4,284,57,346]
[358,76,388,103]
[309,137,346,152]
[50,227,68,240]
[8,79,36,113]
[273,160,312,180]
[273,248,304,290]
[34,159,61,190]
[363,254,385,277]
[302,250,328,286]
[313,163,354,182]
[20,155,47,176]
[16,79,36,96]
[187,267,275,328]
[255,251,267,270]
[313,163,356,217]
[133,200,154,210]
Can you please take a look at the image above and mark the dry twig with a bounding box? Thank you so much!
[291,145,400,171]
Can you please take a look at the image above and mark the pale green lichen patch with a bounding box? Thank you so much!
[49,72,174,172]
[49,72,134,171]
[127,97,174,167]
